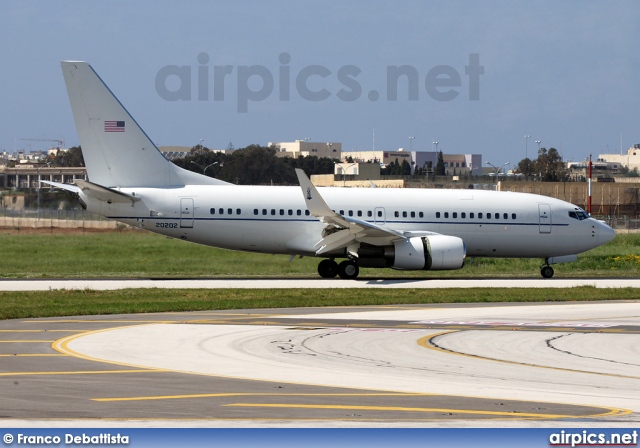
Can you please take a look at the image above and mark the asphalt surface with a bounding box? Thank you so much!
[1,299,639,427]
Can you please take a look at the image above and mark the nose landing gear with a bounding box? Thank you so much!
[540,264,554,279]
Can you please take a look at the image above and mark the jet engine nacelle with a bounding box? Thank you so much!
[391,235,466,270]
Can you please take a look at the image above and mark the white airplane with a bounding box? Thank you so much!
[48,61,616,280]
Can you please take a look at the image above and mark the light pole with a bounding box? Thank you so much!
[432,141,438,153]
[409,136,415,152]
[198,138,204,155]
[342,162,357,187]
[486,161,509,183]
[535,140,541,154]
[203,161,219,175]
[303,137,310,155]
[524,135,530,160]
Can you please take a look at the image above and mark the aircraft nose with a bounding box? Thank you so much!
[598,221,616,245]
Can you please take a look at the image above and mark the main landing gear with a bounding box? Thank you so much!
[317,259,360,279]
[540,264,554,279]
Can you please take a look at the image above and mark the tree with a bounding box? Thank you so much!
[173,144,338,185]
[401,159,411,175]
[515,147,567,181]
[517,158,535,178]
[435,151,445,176]
[51,146,84,167]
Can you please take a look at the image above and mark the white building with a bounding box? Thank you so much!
[343,149,482,176]
[269,140,342,159]
[598,144,640,171]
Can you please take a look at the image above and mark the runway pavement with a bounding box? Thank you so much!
[1,277,640,290]
[1,300,640,427]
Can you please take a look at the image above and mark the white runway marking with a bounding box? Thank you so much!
[60,302,640,417]
[2,278,640,290]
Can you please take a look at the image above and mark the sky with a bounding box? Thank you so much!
[1,1,639,167]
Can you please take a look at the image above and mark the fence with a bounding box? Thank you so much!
[0,208,122,230]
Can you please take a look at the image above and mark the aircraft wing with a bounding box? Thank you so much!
[295,169,434,255]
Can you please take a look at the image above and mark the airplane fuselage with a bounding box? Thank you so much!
[83,185,613,260]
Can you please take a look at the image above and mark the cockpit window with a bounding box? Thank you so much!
[569,210,589,220]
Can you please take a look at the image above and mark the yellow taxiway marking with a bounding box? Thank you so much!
[0,340,56,343]
[91,392,630,419]
[222,403,630,419]
[0,330,89,333]
[25,320,176,324]
[93,392,430,402]
[418,332,640,380]
[0,369,168,377]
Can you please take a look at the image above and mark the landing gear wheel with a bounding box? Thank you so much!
[317,259,339,278]
[541,265,554,279]
[338,260,360,280]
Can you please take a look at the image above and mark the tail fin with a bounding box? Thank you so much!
[61,61,230,188]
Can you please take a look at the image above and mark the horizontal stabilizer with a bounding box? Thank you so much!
[74,179,141,204]
[40,180,81,194]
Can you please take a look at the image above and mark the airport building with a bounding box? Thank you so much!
[343,150,483,176]
[598,144,640,171]
[268,140,342,159]
[0,166,87,189]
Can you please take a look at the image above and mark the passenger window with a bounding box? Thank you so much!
[453,212,457,218]
[340,210,344,215]
[478,212,482,218]
[461,212,466,218]
[271,209,276,215]
[486,213,491,219]
[444,212,449,218]
[395,211,400,218]
[512,213,516,219]
[262,209,267,215]
[436,212,441,218]
[237,209,241,215]
[403,211,407,218]
[419,212,424,218]
[348,210,353,217]
[357,211,362,217]
[210,208,216,215]
[503,213,508,219]
[253,209,258,215]
[279,209,284,216]
[297,210,302,216]
[305,210,310,216]
[411,211,415,218]
[219,208,224,215]
[228,208,232,215]
[288,210,293,216]
[378,210,383,217]
[495,213,499,219]
[367,211,372,217]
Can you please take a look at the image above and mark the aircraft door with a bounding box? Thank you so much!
[538,204,551,234]
[180,198,194,228]
[374,207,386,224]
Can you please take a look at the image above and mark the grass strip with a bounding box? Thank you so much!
[1,287,639,320]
